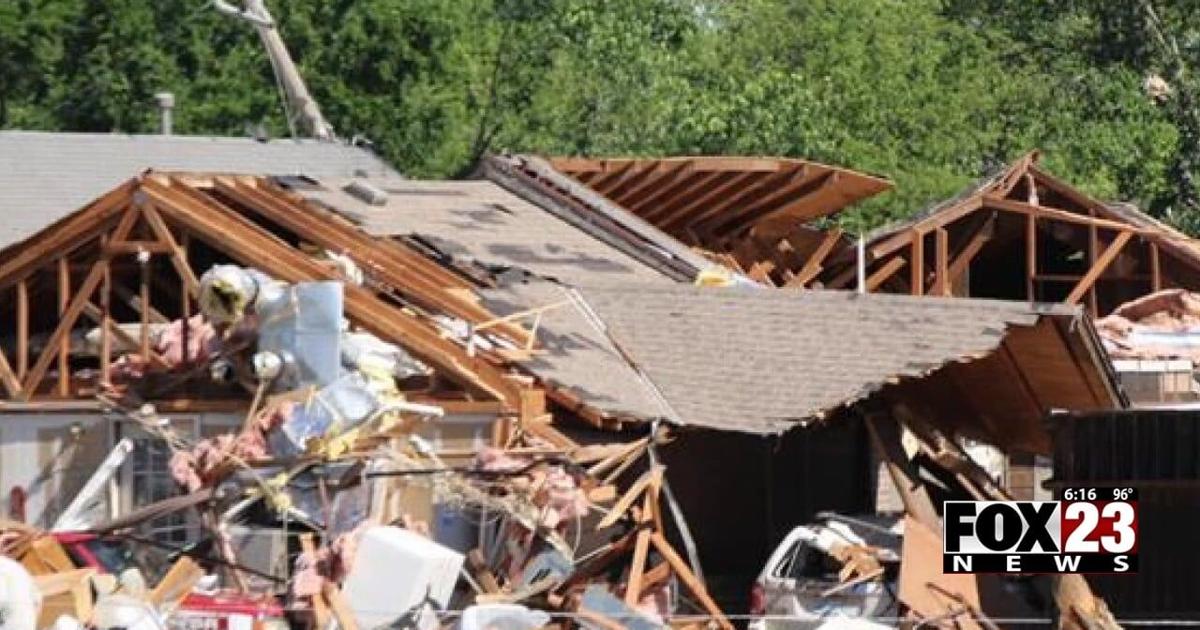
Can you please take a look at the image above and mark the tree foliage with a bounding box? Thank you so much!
[0,0,1195,232]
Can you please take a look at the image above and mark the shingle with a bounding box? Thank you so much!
[302,178,673,287]
[492,283,1083,434]
[0,131,398,249]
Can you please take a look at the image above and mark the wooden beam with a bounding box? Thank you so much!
[685,168,798,234]
[16,279,28,380]
[139,256,151,359]
[1026,214,1036,302]
[142,180,521,406]
[57,257,70,397]
[863,411,940,530]
[80,303,168,369]
[1088,213,1099,316]
[870,196,983,258]
[1066,231,1134,305]
[0,348,21,398]
[624,167,706,214]
[1151,241,1163,292]
[945,213,995,287]
[24,207,140,399]
[655,171,760,231]
[935,227,949,296]
[710,170,839,237]
[984,197,1136,232]
[0,180,135,291]
[209,177,528,344]
[784,228,844,288]
[100,235,112,387]
[103,240,174,255]
[112,284,168,324]
[140,203,199,298]
[866,257,907,291]
[909,230,924,296]
[618,160,692,209]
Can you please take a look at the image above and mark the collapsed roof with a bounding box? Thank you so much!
[487,282,1121,451]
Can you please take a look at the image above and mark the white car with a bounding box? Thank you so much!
[748,514,902,630]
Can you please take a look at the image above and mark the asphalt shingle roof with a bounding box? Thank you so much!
[300,178,673,287]
[491,283,1081,434]
[0,131,397,249]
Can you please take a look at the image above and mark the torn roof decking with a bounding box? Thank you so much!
[0,172,526,406]
[289,175,677,288]
[838,151,1200,313]
[538,155,891,287]
[488,283,1121,452]
[0,131,398,250]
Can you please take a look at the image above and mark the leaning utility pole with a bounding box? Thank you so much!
[214,0,336,141]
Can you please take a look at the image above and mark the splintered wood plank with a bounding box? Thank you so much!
[1066,231,1133,305]
[648,532,733,630]
[625,526,652,606]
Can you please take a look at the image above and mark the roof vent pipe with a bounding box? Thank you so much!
[856,234,866,294]
[154,92,175,135]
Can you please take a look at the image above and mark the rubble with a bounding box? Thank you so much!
[0,260,737,630]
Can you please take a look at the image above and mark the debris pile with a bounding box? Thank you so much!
[1,263,732,630]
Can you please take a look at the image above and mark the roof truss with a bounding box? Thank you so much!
[0,172,526,406]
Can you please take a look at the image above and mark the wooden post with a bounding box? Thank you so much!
[910,231,924,296]
[1088,216,1100,316]
[935,227,949,296]
[16,279,28,380]
[57,257,70,397]
[100,235,112,386]
[140,254,151,360]
[1026,214,1036,302]
[1150,241,1162,292]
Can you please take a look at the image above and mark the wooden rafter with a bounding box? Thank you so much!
[1065,231,1134,305]
[209,176,529,346]
[943,213,995,290]
[984,197,1136,233]
[785,228,844,288]
[140,178,521,405]
[710,170,839,237]
[867,257,907,291]
[686,167,799,233]
[655,171,757,230]
[21,204,141,399]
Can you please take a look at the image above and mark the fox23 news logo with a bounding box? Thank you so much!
[943,488,1138,574]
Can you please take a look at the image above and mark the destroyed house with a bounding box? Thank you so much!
[831,151,1200,315]
[0,146,1131,627]
[483,282,1122,604]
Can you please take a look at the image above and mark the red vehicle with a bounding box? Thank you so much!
[52,532,288,630]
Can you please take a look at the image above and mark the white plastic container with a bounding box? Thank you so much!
[341,526,464,629]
